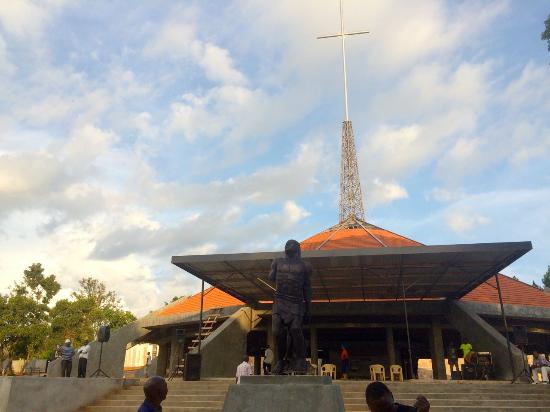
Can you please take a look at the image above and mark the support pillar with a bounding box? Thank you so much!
[310,326,318,373]
[155,343,169,377]
[429,318,447,380]
[386,327,396,367]
[168,330,180,374]
[267,321,274,349]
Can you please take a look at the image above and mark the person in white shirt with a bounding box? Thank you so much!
[531,350,550,384]
[145,352,153,378]
[235,356,253,384]
[263,345,274,375]
[77,341,91,378]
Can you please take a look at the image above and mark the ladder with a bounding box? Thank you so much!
[187,310,222,351]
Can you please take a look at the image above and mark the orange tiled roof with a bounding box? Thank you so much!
[461,274,550,308]
[156,287,243,317]
[301,226,422,251]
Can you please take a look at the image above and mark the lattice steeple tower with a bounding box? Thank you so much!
[318,0,369,224]
[339,120,364,222]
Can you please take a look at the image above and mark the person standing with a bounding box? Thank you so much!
[77,340,91,378]
[263,345,274,375]
[60,339,75,377]
[460,339,474,364]
[531,350,550,384]
[235,356,253,384]
[447,342,460,373]
[145,351,153,378]
[340,345,350,380]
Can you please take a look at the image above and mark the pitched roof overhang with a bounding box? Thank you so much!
[171,241,532,307]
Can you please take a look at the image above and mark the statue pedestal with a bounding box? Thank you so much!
[222,376,345,412]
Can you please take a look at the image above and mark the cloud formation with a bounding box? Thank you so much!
[0,0,549,315]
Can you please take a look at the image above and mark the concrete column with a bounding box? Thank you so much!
[310,326,318,371]
[386,327,396,367]
[267,321,274,349]
[429,318,447,380]
[169,330,181,373]
[155,343,169,377]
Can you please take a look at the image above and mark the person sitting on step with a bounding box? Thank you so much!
[531,350,550,384]
[138,376,168,412]
[366,381,430,412]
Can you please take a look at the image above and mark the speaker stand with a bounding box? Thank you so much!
[90,342,110,378]
[512,345,532,384]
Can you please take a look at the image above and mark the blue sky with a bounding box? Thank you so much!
[0,0,549,315]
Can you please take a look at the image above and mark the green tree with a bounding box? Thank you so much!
[49,277,136,348]
[0,264,60,358]
[13,263,60,304]
[532,281,543,291]
[542,265,550,289]
[542,15,550,52]
[164,295,183,305]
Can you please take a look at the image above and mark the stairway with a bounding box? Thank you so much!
[82,379,550,412]
[81,379,231,412]
[338,380,550,411]
[188,312,222,352]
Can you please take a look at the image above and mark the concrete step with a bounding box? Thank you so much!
[107,394,226,401]
[84,408,220,412]
[339,380,550,411]
[348,408,550,412]
[96,400,223,407]
[346,399,550,407]
[342,393,550,400]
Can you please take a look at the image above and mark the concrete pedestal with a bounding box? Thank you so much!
[222,376,344,412]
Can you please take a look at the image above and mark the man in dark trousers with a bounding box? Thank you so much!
[77,340,91,378]
[366,381,430,412]
[60,339,75,377]
[269,239,312,375]
[138,376,168,412]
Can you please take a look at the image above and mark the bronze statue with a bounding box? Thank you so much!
[269,239,312,374]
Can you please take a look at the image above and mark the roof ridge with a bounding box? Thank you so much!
[303,217,423,247]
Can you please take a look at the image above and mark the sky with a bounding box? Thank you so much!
[0,0,549,316]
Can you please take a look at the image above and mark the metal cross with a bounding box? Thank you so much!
[318,0,369,121]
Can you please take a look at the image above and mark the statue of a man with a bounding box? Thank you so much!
[269,239,312,374]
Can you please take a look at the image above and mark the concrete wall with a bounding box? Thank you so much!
[447,300,524,380]
[48,317,152,378]
[198,307,260,378]
[0,377,122,412]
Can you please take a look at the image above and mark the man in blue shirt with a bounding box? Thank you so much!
[138,376,168,412]
[60,339,75,377]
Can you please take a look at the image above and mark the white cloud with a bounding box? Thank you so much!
[0,0,68,40]
[427,187,465,203]
[1,0,548,316]
[0,35,15,76]
[200,43,246,85]
[143,21,198,59]
[283,201,311,223]
[63,125,119,169]
[445,210,490,233]
[143,20,245,85]
[0,0,47,39]
[368,178,408,208]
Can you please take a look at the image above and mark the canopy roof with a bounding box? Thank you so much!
[172,241,532,306]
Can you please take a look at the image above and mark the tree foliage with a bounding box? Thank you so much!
[0,266,136,360]
[542,265,550,289]
[532,281,543,291]
[0,264,60,358]
[49,277,136,349]
[542,15,550,52]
